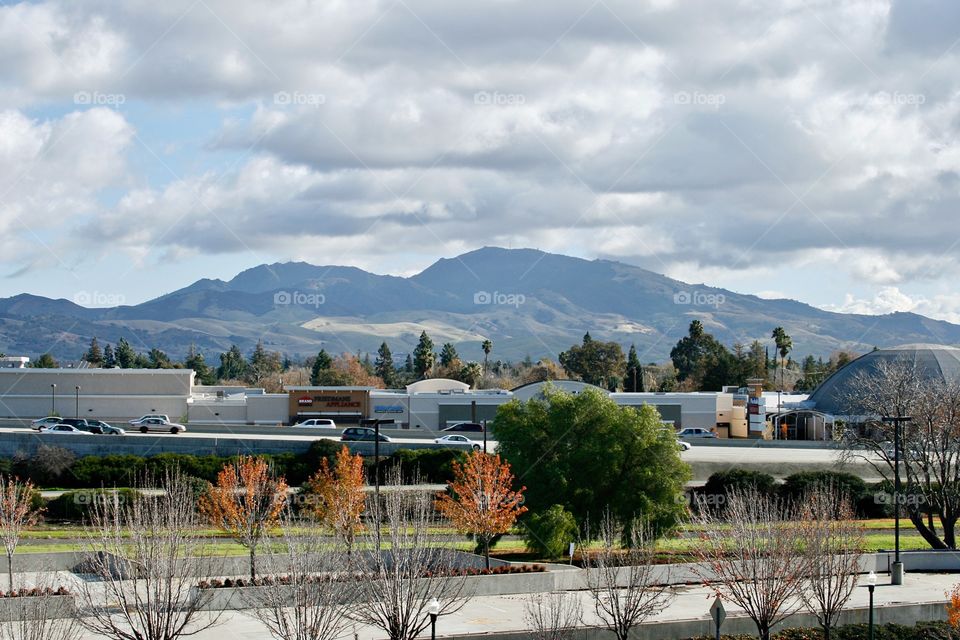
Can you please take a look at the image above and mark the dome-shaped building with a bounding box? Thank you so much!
[808,343,960,416]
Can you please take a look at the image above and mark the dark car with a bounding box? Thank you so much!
[441,422,485,433]
[58,418,101,434]
[86,420,126,435]
[341,427,392,443]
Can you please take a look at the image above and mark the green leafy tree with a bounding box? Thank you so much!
[669,321,735,390]
[185,345,216,385]
[522,504,577,558]
[309,349,333,385]
[558,332,626,388]
[133,353,150,368]
[374,342,396,387]
[458,361,483,387]
[496,386,690,539]
[83,337,103,366]
[413,331,435,379]
[624,344,644,392]
[32,353,59,368]
[103,344,116,368]
[115,338,136,369]
[217,344,248,381]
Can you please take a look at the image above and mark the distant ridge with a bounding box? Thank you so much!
[0,247,957,362]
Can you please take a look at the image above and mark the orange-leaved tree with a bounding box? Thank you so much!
[436,451,526,569]
[199,456,288,580]
[305,446,366,556]
[0,475,41,592]
[948,584,960,628]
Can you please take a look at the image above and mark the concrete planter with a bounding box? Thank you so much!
[0,594,75,621]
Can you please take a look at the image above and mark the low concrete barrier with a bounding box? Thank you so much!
[0,595,75,622]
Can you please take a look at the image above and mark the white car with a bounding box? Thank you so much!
[129,414,171,425]
[677,427,717,439]
[39,424,92,435]
[677,440,692,451]
[434,434,482,451]
[292,418,338,429]
[30,416,63,430]
[134,418,186,434]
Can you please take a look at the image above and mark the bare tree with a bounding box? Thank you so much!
[76,470,224,640]
[0,476,40,592]
[583,511,674,640]
[799,486,865,640]
[349,467,471,640]
[523,591,582,640]
[242,509,355,640]
[841,359,960,548]
[692,487,810,640]
[0,575,78,640]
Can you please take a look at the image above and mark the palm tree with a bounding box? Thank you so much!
[771,327,793,437]
[481,339,493,373]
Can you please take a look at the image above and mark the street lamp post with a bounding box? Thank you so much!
[75,385,81,419]
[50,384,56,415]
[867,571,877,640]
[360,418,395,498]
[882,416,912,585]
[427,597,440,640]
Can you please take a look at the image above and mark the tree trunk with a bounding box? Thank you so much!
[6,550,12,593]
[250,547,256,581]
[908,510,949,549]
[484,537,490,570]
[824,624,831,640]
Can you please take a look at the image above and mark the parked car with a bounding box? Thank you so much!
[38,424,92,435]
[677,440,692,451]
[677,427,717,439]
[441,422,485,433]
[30,416,62,430]
[135,418,186,434]
[129,414,171,426]
[86,420,126,435]
[341,427,391,443]
[434,434,482,451]
[292,418,338,429]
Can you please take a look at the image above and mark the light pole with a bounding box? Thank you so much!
[50,384,56,415]
[74,385,81,419]
[882,415,911,585]
[360,418,395,498]
[867,571,877,640]
[427,597,440,640]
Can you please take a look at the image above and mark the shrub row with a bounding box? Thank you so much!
[197,563,546,589]
[1,440,468,492]
[0,587,69,598]
[689,621,960,640]
[695,470,894,518]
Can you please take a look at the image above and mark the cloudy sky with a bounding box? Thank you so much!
[2,0,960,320]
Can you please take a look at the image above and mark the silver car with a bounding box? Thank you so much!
[135,418,186,434]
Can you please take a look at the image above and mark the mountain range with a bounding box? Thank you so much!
[2,247,958,364]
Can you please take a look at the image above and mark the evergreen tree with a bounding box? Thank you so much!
[413,331,435,379]
[185,345,216,385]
[669,321,736,390]
[103,344,116,368]
[404,354,414,374]
[83,337,103,366]
[247,340,281,386]
[481,339,493,372]
[624,344,644,392]
[115,338,136,369]
[148,348,172,369]
[218,344,247,381]
[133,353,150,368]
[439,342,459,368]
[310,349,332,385]
[361,353,374,375]
[375,342,396,387]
